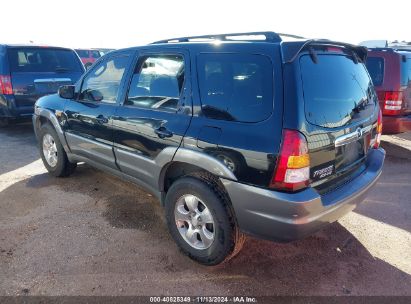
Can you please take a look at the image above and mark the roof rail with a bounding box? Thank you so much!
[367,47,395,51]
[151,31,304,44]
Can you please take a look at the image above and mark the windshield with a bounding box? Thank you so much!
[9,48,83,73]
[300,54,376,128]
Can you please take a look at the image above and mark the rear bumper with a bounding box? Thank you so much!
[222,148,385,242]
[0,95,34,118]
[382,115,411,134]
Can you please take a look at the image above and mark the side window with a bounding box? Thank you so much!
[197,53,273,122]
[400,57,411,86]
[125,54,185,112]
[79,55,129,103]
[366,57,384,87]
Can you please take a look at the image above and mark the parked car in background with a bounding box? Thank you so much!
[95,48,115,56]
[33,32,385,265]
[74,48,101,69]
[366,48,411,134]
[0,44,85,127]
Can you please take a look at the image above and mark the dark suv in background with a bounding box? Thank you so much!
[366,48,411,134]
[0,45,84,127]
[33,32,385,265]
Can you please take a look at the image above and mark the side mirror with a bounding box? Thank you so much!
[58,85,75,99]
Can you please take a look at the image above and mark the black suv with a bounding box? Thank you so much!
[33,32,385,265]
[0,44,84,126]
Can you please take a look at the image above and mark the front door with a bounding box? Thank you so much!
[112,49,192,189]
[63,52,132,169]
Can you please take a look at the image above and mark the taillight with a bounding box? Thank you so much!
[0,75,13,95]
[382,91,403,115]
[374,109,383,149]
[270,129,310,192]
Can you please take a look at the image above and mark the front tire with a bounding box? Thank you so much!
[38,123,76,177]
[165,173,245,265]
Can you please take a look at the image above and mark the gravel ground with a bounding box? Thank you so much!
[0,123,410,296]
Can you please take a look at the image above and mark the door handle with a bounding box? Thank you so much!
[95,115,108,124]
[154,127,173,139]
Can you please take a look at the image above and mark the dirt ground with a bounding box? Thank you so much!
[0,123,410,296]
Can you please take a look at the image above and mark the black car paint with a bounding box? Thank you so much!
[34,40,379,194]
[282,49,379,193]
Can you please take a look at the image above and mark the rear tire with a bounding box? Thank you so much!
[38,123,77,177]
[165,173,245,266]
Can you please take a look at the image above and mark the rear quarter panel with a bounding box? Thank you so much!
[182,43,284,188]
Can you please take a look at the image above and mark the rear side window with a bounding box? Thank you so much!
[400,56,411,86]
[8,48,83,73]
[300,54,376,128]
[197,53,273,122]
[366,57,384,86]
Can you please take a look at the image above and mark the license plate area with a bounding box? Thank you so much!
[334,126,373,172]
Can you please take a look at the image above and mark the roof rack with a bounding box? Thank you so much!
[367,47,411,53]
[151,31,305,44]
[367,47,395,52]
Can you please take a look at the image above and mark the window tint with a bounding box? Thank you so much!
[366,57,384,86]
[79,55,129,103]
[400,56,411,86]
[75,50,89,58]
[197,53,273,122]
[300,54,376,128]
[91,50,101,59]
[8,48,83,73]
[125,55,184,112]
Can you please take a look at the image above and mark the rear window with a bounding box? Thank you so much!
[300,54,376,128]
[8,48,83,73]
[91,50,101,59]
[400,56,411,86]
[75,50,89,58]
[366,57,385,86]
[197,53,273,122]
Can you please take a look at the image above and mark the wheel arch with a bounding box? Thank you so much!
[34,108,70,153]
[158,148,238,204]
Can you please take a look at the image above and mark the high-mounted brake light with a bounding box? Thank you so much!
[327,47,344,53]
[0,75,13,95]
[374,109,383,149]
[270,129,310,192]
[382,91,403,115]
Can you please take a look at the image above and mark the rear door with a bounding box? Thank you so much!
[112,49,192,189]
[296,48,378,194]
[7,47,84,113]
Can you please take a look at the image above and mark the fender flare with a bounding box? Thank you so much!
[158,147,238,191]
[33,108,70,153]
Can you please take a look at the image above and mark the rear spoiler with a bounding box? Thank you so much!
[281,39,368,64]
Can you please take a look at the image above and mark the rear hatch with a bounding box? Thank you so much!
[7,47,84,109]
[297,47,378,194]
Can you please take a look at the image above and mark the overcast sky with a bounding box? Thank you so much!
[1,0,410,49]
